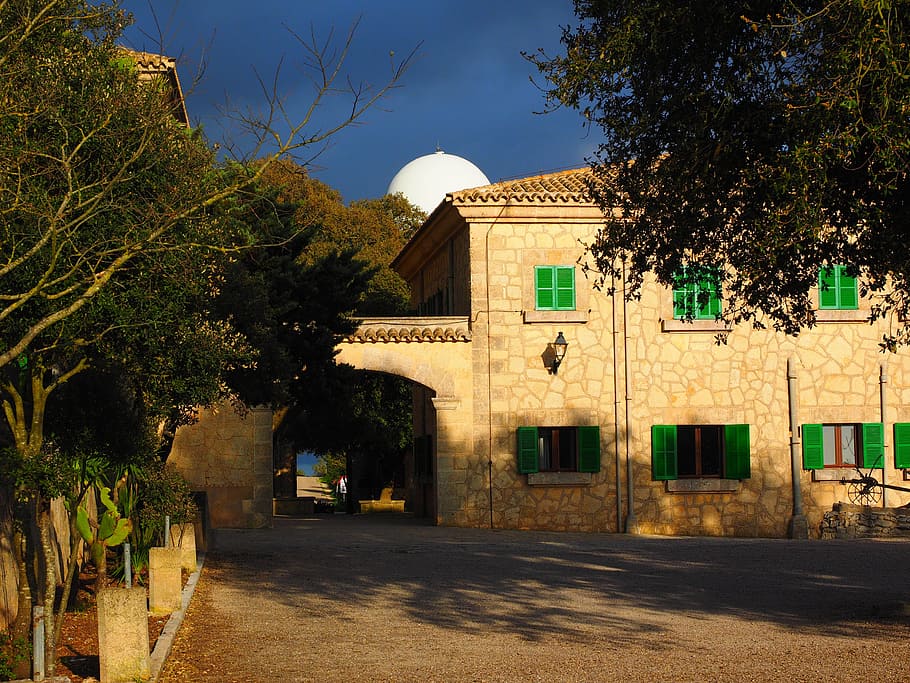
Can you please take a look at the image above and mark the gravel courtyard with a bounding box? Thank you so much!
[160,515,910,682]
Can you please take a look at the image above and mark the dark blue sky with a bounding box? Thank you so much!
[120,1,597,204]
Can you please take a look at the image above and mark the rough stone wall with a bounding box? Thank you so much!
[167,404,273,529]
[821,503,910,538]
[468,207,621,532]
[407,230,470,315]
[629,271,910,537]
[452,203,910,537]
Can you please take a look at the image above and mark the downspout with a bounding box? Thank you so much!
[880,360,889,508]
[486,225,495,530]
[787,356,808,538]
[483,198,512,530]
[622,258,639,533]
[612,273,623,533]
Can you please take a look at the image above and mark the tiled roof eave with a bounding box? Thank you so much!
[450,191,591,205]
[345,326,472,344]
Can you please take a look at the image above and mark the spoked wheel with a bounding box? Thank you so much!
[848,476,882,506]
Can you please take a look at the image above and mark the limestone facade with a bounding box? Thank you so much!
[352,167,910,538]
[167,404,273,529]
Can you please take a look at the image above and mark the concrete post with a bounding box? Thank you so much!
[169,522,198,571]
[787,357,809,539]
[97,587,150,683]
[148,547,182,615]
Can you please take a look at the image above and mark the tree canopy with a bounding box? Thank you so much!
[0,1,413,672]
[250,160,420,496]
[528,0,909,346]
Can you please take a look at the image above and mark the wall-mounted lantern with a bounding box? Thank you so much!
[549,331,568,374]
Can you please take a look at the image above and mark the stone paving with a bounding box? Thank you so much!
[159,515,910,682]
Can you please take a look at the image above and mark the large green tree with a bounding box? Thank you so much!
[528,0,909,345]
[0,1,411,673]
[253,161,421,499]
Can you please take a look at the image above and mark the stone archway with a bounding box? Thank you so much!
[336,317,474,525]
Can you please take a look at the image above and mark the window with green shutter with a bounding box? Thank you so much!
[535,266,575,311]
[818,265,858,310]
[801,424,825,470]
[672,265,722,320]
[651,425,678,480]
[894,423,910,469]
[650,424,750,480]
[577,426,601,473]
[516,425,600,474]
[862,423,884,468]
[517,426,539,474]
[801,423,883,469]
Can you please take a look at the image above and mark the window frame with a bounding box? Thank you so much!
[651,424,751,481]
[801,422,883,470]
[894,423,910,469]
[534,265,576,312]
[672,265,722,321]
[818,265,859,311]
[516,425,600,474]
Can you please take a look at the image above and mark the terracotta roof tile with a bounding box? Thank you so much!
[450,166,596,205]
[345,317,472,343]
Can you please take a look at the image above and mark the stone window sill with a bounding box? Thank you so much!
[666,478,741,493]
[815,309,868,323]
[523,310,588,324]
[811,468,880,482]
[527,471,592,486]
[660,319,732,333]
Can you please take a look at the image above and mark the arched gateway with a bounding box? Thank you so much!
[335,316,474,525]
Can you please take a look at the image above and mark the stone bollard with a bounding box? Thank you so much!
[168,522,197,571]
[148,547,182,615]
[97,587,150,682]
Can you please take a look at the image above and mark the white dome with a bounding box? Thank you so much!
[387,150,490,214]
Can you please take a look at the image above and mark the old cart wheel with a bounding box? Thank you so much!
[848,476,882,506]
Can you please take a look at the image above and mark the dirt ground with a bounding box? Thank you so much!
[160,516,910,683]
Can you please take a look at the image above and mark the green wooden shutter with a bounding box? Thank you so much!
[577,426,601,472]
[838,267,858,309]
[535,267,555,310]
[819,268,838,309]
[699,269,722,319]
[672,271,691,319]
[894,423,910,468]
[862,422,884,468]
[651,425,678,480]
[801,424,824,469]
[723,424,751,479]
[555,266,576,310]
[517,427,539,474]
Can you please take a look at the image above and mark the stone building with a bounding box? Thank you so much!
[167,161,910,539]
[339,165,910,538]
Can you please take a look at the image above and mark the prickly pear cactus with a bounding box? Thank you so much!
[75,485,133,581]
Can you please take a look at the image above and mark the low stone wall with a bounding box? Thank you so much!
[821,503,910,539]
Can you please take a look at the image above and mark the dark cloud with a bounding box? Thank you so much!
[121,0,595,202]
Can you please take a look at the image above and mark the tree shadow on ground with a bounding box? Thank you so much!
[206,516,910,649]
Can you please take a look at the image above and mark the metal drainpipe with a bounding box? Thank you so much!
[787,357,808,538]
[880,361,889,508]
[483,199,511,530]
[612,273,623,533]
[622,259,638,533]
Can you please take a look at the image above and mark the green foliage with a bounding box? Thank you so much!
[0,630,29,681]
[315,452,347,487]
[75,485,133,576]
[133,461,196,544]
[213,178,371,407]
[528,1,910,345]
[0,443,76,502]
[260,159,419,315]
